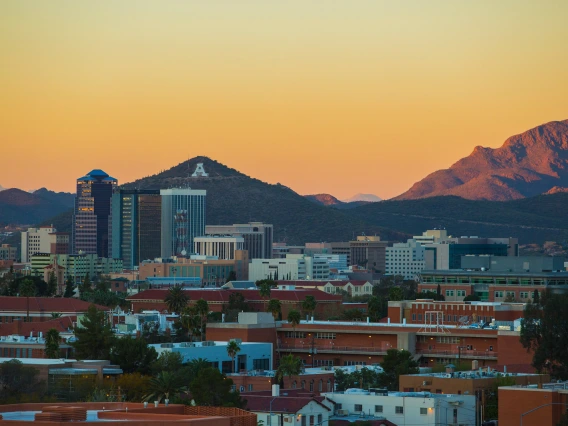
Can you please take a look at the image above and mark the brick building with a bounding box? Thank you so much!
[0,297,109,323]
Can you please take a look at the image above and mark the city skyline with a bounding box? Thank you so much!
[2,2,568,199]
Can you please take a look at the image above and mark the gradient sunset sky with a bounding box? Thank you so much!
[1,1,567,199]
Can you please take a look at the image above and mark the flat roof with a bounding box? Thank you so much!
[420,270,568,277]
[405,370,540,379]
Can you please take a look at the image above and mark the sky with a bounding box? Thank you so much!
[1,1,567,199]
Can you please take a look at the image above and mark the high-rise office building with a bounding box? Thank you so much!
[21,226,69,262]
[73,170,117,257]
[205,222,273,259]
[349,235,388,272]
[194,236,244,260]
[161,188,206,258]
[112,189,162,269]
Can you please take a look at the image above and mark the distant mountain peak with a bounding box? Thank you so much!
[304,193,343,206]
[0,184,5,192]
[395,119,568,201]
[342,193,382,203]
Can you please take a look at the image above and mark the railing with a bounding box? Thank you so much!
[278,344,391,354]
[416,348,498,358]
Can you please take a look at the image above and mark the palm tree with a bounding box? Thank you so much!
[143,371,186,403]
[287,309,301,336]
[195,298,209,341]
[256,279,275,311]
[187,357,211,380]
[226,340,241,374]
[164,284,189,314]
[276,354,303,384]
[267,298,282,321]
[19,279,36,323]
[180,307,200,341]
[301,295,317,320]
[44,328,61,359]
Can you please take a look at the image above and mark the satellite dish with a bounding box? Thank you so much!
[181,249,187,256]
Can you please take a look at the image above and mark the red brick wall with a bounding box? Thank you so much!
[497,334,534,367]
[499,388,567,426]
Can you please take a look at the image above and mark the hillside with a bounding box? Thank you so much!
[303,193,370,209]
[123,156,407,244]
[0,188,73,225]
[395,120,568,201]
[345,193,568,244]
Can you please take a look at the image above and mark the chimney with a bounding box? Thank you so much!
[272,384,280,397]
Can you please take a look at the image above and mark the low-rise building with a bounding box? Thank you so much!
[31,253,123,282]
[0,244,17,261]
[249,255,330,281]
[0,297,109,323]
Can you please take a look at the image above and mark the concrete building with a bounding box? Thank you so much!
[0,244,17,262]
[249,255,329,282]
[149,340,273,374]
[313,254,348,270]
[194,236,244,260]
[0,296,108,323]
[22,227,70,263]
[275,280,373,296]
[111,189,161,270]
[385,239,425,280]
[413,229,449,244]
[31,253,123,282]
[322,388,476,426]
[160,188,206,258]
[349,236,387,272]
[206,222,273,259]
[272,243,306,259]
[73,169,117,257]
[138,251,249,285]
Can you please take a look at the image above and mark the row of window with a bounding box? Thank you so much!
[348,404,410,415]
[445,290,466,297]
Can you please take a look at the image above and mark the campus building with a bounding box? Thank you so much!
[385,239,425,280]
[349,236,387,272]
[160,188,206,258]
[21,226,69,263]
[206,222,273,259]
[31,253,123,282]
[73,169,117,257]
[0,244,17,262]
[111,189,161,269]
[248,255,330,282]
[194,236,244,260]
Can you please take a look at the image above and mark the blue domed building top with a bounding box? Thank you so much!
[78,169,117,182]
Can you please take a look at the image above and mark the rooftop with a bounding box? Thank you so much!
[405,368,540,379]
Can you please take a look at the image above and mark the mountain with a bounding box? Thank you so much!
[0,185,5,192]
[33,188,75,209]
[122,156,407,244]
[304,193,344,207]
[342,193,382,203]
[345,193,568,244]
[395,120,568,201]
[0,188,73,225]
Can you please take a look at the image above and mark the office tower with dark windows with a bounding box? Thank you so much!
[160,188,206,258]
[111,189,162,269]
[205,222,273,259]
[73,169,117,257]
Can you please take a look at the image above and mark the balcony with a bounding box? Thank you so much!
[416,348,498,360]
[278,343,390,356]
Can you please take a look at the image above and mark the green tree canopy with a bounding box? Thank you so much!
[151,351,185,375]
[190,367,244,407]
[19,278,36,323]
[195,298,209,341]
[44,328,61,359]
[71,304,115,360]
[378,349,419,390]
[47,271,58,296]
[164,284,189,314]
[388,286,404,302]
[63,276,75,298]
[276,354,303,383]
[266,298,282,320]
[109,336,158,374]
[287,309,301,330]
[0,360,45,402]
[226,340,241,373]
[144,371,187,403]
[367,296,387,322]
[302,295,317,318]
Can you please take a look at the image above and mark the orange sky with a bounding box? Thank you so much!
[1,1,567,199]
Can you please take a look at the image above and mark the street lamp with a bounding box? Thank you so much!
[520,402,568,426]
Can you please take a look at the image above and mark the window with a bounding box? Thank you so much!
[310,381,314,392]
[420,407,428,415]
[520,292,529,299]
[317,414,322,424]
[253,358,269,370]
[506,291,516,298]
[248,384,253,391]
[315,332,336,340]
[395,406,404,414]
[457,290,465,297]
[309,415,314,426]
[301,415,306,426]
[446,290,454,297]
[354,404,363,412]
[494,291,504,298]
[375,405,383,413]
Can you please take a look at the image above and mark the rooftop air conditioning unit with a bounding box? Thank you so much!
[445,374,452,378]
[179,342,195,348]
[160,343,174,348]
[203,341,215,347]
[336,410,349,417]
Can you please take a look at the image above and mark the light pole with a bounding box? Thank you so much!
[520,402,568,426]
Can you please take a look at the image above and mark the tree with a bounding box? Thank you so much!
[266,298,282,321]
[521,291,568,379]
[63,276,75,298]
[47,271,58,296]
[109,336,158,374]
[71,304,115,360]
[388,286,404,302]
[367,296,386,322]
[195,298,209,341]
[276,354,302,384]
[436,283,441,299]
[186,357,212,380]
[115,372,152,402]
[483,375,516,420]
[226,271,237,283]
[287,309,301,333]
[463,294,480,302]
[164,284,189,314]
[151,351,184,375]
[51,312,62,319]
[144,371,186,403]
[378,349,419,390]
[177,306,201,341]
[0,360,45,402]
[44,328,61,359]
[95,275,111,293]
[533,289,540,306]
[79,275,92,296]
[302,295,317,319]
[226,340,241,374]
[257,279,275,310]
[19,278,36,323]
[190,367,244,407]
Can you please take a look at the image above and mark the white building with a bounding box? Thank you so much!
[322,388,476,426]
[385,239,425,280]
[248,255,330,282]
[194,235,244,260]
[21,226,56,263]
[413,229,449,245]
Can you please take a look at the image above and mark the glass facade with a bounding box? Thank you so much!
[448,244,508,269]
[73,170,117,257]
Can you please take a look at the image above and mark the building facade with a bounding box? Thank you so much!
[160,189,206,258]
[31,253,123,282]
[385,239,425,280]
[111,189,162,269]
[73,169,117,257]
[0,245,17,262]
[206,222,273,259]
[349,236,387,272]
[21,227,70,263]
[194,236,244,260]
[248,255,329,282]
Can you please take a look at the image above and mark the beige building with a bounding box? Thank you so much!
[0,244,17,261]
[21,226,69,263]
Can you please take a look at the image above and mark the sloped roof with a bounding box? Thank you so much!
[0,297,108,313]
[244,395,330,413]
[278,280,371,287]
[0,316,74,337]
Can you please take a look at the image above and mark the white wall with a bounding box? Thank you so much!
[254,400,330,426]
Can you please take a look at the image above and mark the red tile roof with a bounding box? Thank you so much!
[0,297,109,313]
[0,316,74,337]
[128,289,343,303]
[278,280,371,287]
[244,395,331,413]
